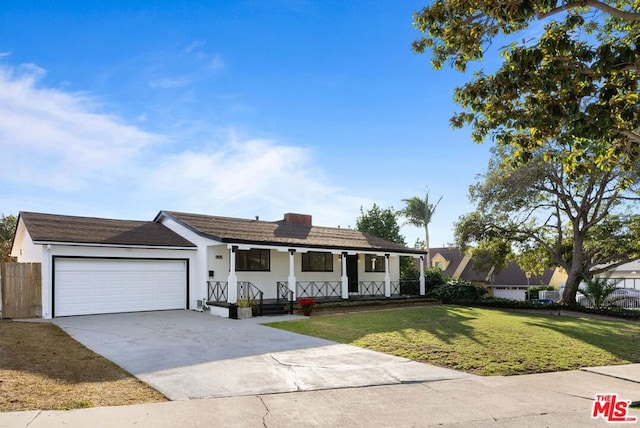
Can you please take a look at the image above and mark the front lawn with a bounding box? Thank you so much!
[266,306,640,376]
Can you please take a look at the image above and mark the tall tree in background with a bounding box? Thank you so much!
[356,204,406,245]
[455,145,640,304]
[412,1,640,173]
[1,214,17,262]
[356,204,416,279]
[397,190,442,268]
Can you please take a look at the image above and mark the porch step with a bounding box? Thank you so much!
[259,302,289,316]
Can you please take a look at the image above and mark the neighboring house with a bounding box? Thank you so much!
[11,211,426,319]
[594,259,640,290]
[430,247,566,300]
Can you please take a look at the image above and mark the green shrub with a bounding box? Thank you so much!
[431,282,487,303]
[424,268,447,292]
[400,280,420,295]
[451,297,640,320]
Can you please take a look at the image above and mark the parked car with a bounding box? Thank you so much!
[576,287,640,309]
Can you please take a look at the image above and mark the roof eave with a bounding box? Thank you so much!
[220,237,422,256]
[32,240,196,250]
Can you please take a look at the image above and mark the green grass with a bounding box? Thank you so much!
[266,306,640,376]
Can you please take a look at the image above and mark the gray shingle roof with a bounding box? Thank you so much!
[19,212,195,248]
[492,261,554,286]
[431,247,555,285]
[160,211,420,254]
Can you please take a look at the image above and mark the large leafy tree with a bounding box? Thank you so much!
[356,204,406,245]
[356,204,416,279]
[455,145,640,304]
[397,190,442,267]
[1,214,17,262]
[412,1,640,173]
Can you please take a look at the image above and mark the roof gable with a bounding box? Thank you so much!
[19,212,195,248]
[431,247,556,285]
[159,211,419,254]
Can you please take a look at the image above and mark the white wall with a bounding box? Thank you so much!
[11,220,41,262]
[158,216,220,304]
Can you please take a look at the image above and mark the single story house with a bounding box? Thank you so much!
[10,211,426,319]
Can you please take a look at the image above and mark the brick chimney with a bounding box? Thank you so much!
[283,213,312,226]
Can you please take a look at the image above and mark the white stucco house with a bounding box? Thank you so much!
[10,211,426,319]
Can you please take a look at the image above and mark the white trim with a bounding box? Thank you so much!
[32,241,195,251]
[223,242,421,258]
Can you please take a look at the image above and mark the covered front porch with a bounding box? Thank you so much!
[203,243,426,318]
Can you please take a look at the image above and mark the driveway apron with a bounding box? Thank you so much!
[54,310,474,400]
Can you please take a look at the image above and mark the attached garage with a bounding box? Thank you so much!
[10,212,197,319]
[54,258,188,317]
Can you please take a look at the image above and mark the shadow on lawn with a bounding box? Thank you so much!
[0,321,132,383]
[303,305,487,345]
[521,313,640,363]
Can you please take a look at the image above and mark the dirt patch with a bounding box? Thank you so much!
[0,320,167,412]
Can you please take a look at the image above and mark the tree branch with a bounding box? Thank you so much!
[537,0,640,21]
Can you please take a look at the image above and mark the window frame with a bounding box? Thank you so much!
[364,254,386,273]
[301,251,333,272]
[234,248,271,271]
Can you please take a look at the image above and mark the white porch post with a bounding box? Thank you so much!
[288,249,296,300]
[384,254,391,297]
[341,252,349,299]
[419,255,426,296]
[228,245,238,304]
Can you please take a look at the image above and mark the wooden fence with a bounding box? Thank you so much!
[0,262,42,319]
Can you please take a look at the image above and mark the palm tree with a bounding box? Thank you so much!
[397,190,442,268]
[579,275,622,309]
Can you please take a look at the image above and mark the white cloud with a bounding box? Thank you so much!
[143,133,369,227]
[149,77,191,88]
[209,54,225,72]
[0,62,368,229]
[0,64,162,190]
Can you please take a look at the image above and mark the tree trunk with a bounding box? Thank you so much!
[425,226,431,268]
[561,232,585,304]
[562,266,583,304]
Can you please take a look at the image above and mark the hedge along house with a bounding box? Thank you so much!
[156,211,427,317]
[11,211,426,319]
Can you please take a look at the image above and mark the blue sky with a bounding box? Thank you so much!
[0,1,496,248]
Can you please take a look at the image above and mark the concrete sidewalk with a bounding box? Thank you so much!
[2,364,639,427]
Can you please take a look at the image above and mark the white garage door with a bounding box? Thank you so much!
[54,258,187,317]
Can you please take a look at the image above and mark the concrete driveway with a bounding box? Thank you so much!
[54,310,474,400]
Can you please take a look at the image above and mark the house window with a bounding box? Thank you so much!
[434,261,443,269]
[235,249,270,271]
[365,254,386,272]
[302,252,333,272]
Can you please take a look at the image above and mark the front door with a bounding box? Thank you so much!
[346,255,359,293]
